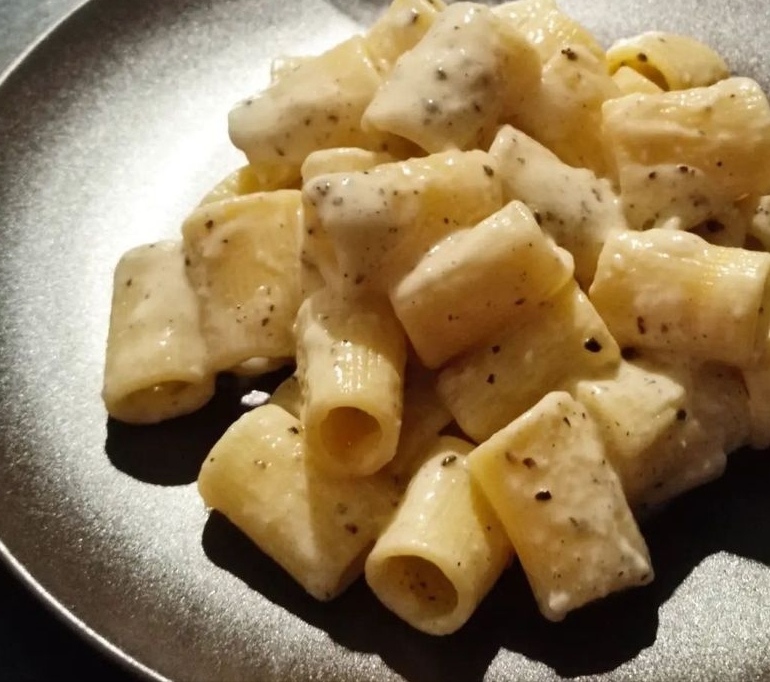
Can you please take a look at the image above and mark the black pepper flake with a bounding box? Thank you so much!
[125,278,133,287]
[563,416,571,427]
[704,219,724,233]
[261,317,270,327]
[441,454,457,467]
[332,196,344,206]
[435,66,447,80]
[676,408,687,421]
[584,337,602,353]
[648,171,658,180]
[561,47,578,60]
[288,426,300,435]
[491,344,501,354]
[522,457,536,468]
[532,210,542,225]
[483,164,495,177]
[424,99,441,115]
[410,9,420,24]
[636,316,647,335]
[205,219,214,230]
[327,114,339,123]
[535,490,552,501]
[515,298,526,305]
[354,274,365,285]
[344,523,359,535]
[486,373,496,384]
[637,52,648,62]
[677,164,690,174]
[184,256,191,267]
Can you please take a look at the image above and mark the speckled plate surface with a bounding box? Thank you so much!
[1,0,770,680]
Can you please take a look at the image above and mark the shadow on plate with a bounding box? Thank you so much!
[104,369,291,486]
[201,447,770,681]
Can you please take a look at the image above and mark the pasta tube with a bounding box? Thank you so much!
[493,0,604,62]
[390,200,574,368]
[303,150,503,293]
[572,357,746,510]
[102,241,214,424]
[489,125,627,287]
[182,190,302,372]
[510,44,620,178]
[197,165,266,206]
[602,77,770,200]
[606,32,729,91]
[468,392,653,622]
[228,37,396,189]
[295,289,407,477]
[366,436,512,635]
[589,229,770,368]
[363,2,541,153]
[364,0,446,73]
[437,280,620,443]
[198,404,400,601]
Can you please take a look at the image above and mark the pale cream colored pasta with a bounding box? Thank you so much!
[742,332,770,449]
[611,65,663,96]
[295,289,407,477]
[745,195,770,251]
[364,0,446,73]
[468,391,652,622]
[197,165,267,206]
[572,356,747,510]
[363,2,541,153]
[102,241,215,424]
[437,280,620,443]
[228,37,397,190]
[511,44,621,178]
[489,125,627,288]
[229,357,292,378]
[303,149,503,294]
[182,190,303,373]
[602,77,770,200]
[390,200,574,368]
[366,436,512,635]
[198,404,400,601]
[493,0,604,63]
[589,229,770,368]
[618,163,749,246]
[606,32,729,91]
[300,147,399,292]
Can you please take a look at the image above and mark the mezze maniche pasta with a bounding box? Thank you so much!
[103,0,770,635]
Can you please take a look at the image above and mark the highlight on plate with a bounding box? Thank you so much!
[102,0,770,635]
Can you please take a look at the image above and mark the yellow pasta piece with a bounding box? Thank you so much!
[182,190,302,372]
[295,289,407,477]
[366,436,512,635]
[606,32,729,91]
[589,229,770,368]
[489,125,627,288]
[364,0,446,73]
[268,374,302,418]
[602,77,770,200]
[468,391,653,622]
[197,165,267,206]
[391,200,574,368]
[228,37,396,189]
[303,149,504,294]
[611,65,663,96]
[437,280,620,443]
[511,44,620,178]
[493,0,604,62]
[198,404,400,601]
[103,241,214,424]
[363,2,541,153]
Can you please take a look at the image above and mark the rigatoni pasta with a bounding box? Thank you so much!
[102,0,770,640]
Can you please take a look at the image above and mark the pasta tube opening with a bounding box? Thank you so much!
[107,378,215,425]
[370,555,459,625]
[319,407,383,467]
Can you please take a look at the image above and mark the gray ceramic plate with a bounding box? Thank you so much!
[2,0,770,680]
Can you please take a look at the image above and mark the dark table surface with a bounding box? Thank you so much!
[0,4,147,681]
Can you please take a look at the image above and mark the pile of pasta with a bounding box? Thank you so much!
[103,0,770,635]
